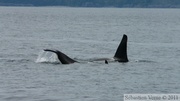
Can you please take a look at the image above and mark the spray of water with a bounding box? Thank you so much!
[36,50,60,64]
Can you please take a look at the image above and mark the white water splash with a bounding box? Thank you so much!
[36,50,60,63]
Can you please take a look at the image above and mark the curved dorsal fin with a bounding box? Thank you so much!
[44,49,76,64]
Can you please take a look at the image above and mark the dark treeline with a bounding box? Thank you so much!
[1,0,180,7]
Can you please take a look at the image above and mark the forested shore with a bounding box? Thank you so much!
[0,0,180,8]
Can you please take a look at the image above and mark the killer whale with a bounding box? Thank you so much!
[44,34,128,64]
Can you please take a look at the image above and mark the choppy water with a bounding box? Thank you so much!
[0,7,180,101]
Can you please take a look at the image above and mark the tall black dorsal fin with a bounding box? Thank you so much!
[114,34,128,62]
[44,49,76,64]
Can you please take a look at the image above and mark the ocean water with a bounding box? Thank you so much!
[0,7,180,101]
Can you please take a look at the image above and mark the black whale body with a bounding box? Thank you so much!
[44,34,128,64]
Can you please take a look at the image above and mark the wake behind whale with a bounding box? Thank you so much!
[37,34,128,64]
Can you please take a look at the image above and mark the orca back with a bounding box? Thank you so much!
[43,34,128,64]
[114,34,128,62]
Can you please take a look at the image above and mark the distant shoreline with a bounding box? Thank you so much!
[0,3,180,8]
[0,5,180,8]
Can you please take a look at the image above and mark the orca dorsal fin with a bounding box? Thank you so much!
[114,34,128,62]
[44,49,76,64]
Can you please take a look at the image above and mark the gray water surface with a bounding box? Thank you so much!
[0,7,180,101]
